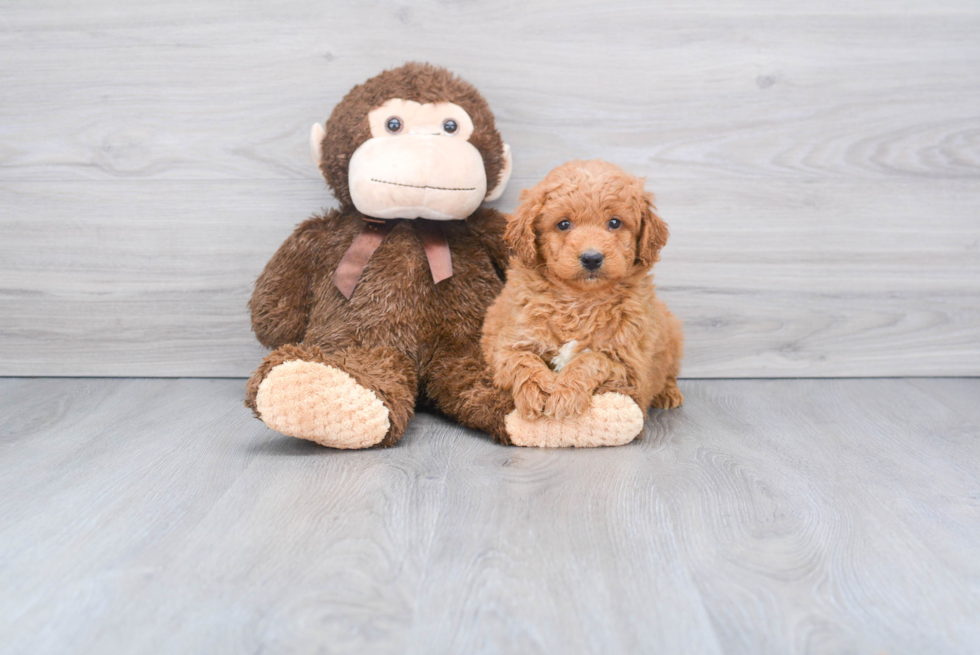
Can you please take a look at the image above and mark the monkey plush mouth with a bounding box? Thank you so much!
[370,178,476,192]
[348,128,490,220]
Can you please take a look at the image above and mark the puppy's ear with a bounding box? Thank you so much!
[635,187,669,270]
[505,184,546,268]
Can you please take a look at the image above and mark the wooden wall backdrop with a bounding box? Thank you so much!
[1,0,978,377]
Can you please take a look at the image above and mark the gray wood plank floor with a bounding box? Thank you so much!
[1,378,977,654]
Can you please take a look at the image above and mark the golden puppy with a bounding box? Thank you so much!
[482,159,683,426]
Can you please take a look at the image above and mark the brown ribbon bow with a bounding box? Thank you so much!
[333,218,454,300]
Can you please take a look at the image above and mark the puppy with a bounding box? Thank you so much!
[482,159,683,424]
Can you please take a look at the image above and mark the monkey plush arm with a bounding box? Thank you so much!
[248,225,319,349]
[467,207,511,277]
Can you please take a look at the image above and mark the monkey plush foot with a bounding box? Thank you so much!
[255,360,390,449]
[504,392,645,448]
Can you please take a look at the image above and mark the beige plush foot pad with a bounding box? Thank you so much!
[505,392,645,448]
[255,360,390,449]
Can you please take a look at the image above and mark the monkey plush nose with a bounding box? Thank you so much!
[579,250,604,271]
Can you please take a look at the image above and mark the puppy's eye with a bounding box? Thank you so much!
[385,117,403,134]
[608,217,622,229]
[556,219,571,231]
[442,119,458,134]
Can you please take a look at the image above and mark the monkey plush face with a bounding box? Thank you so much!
[311,63,513,220]
[346,98,489,220]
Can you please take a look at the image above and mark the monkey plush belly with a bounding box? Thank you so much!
[301,219,502,362]
[303,223,431,358]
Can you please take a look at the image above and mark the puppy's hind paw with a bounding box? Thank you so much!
[652,379,684,409]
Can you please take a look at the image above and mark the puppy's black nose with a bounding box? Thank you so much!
[579,250,604,271]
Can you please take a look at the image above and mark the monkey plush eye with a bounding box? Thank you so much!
[442,119,458,134]
[557,219,571,231]
[608,217,622,229]
[385,117,403,134]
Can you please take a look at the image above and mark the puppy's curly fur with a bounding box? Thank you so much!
[482,159,684,421]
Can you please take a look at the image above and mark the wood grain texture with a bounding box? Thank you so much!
[1,377,978,653]
[1,0,979,376]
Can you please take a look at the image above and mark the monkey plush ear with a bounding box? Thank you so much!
[484,143,513,202]
[310,123,326,168]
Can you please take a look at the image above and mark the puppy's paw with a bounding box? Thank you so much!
[544,383,593,420]
[514,378,550,419]
[596,380,635,399]
[652,379,684,409]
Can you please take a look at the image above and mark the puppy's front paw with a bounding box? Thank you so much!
[514,378,549,419]
[544,383,593,420]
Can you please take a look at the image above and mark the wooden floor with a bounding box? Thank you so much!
[0,378,977,653]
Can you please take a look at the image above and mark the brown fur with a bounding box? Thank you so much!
[482,160,684,421]
[246,64,515,445]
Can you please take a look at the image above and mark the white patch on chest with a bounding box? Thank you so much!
[550,340,579,373]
